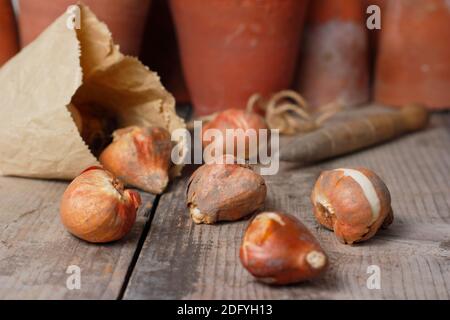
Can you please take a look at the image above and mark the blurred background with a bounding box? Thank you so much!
[1,0,449,116]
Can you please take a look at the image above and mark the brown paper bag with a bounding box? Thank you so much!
[0,4,185,180]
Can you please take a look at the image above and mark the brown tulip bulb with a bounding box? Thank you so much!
[60,167,141,243]
[187,163,267,224]
[100,126,173,195]
[311,168,394,244]
[240,212,328,285]
[202,109,268,160]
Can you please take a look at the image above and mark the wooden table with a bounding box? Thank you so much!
[0,108,449,300]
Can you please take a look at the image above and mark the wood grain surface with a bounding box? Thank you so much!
[0,109,449,300]
[124,112,450,300]
[0,177,156,300]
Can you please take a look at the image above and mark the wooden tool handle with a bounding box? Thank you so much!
[279,105,430,163]
[399,104,430,132]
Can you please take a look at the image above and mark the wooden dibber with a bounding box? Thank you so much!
[279,105,429,164]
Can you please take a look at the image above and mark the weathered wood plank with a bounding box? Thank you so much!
[0,177,155,300]
[125,112,450,300]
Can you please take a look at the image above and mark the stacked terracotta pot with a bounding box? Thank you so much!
[296,0,370,109]
[170,0,309,116]
[18,0,152,56]
[10,0,450,113]
[374,0,450,110]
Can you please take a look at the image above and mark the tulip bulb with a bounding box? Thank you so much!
[60,167,141,243]
[311,168,394,244]
[202,109,268,160]
[68,104,117,157]
[187,163,267,224]
[240,212,328,285]
[100,126,173,195]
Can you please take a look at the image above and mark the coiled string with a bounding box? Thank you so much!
[247,90,342,135]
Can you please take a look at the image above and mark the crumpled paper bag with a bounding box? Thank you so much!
[0,4,185,180]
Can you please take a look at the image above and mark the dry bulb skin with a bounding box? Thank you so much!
[247,90,341,136]
[186,163,267,224]
[100,126,173,195]
[311,168,394,244]
[60,167,142,243]
[240,212,328,285]
[201,109,268,160]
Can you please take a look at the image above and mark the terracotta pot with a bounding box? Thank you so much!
[374,0,450,110]
[18,0,152,56]
[170,0,309,116]
[296,0,369,108]
[0,0,19,66]
[141,0,190,104]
